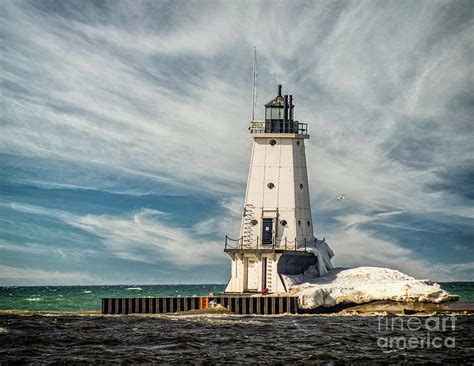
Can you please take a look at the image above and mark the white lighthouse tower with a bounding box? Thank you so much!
[225,85,333,294]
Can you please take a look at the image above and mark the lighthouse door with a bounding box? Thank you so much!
[246,258,259,291]
[262,219,273,244]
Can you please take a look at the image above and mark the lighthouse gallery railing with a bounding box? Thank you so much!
[224,235,322,252]
[249,120,308,135]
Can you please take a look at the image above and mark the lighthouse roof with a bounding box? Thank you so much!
[265,95,285,107]
[265,84,286,107]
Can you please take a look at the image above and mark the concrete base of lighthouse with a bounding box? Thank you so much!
[224,249,318,294]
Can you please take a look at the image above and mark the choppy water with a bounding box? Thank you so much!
[0,314,473,363]
[0,283,473,363]
[439,282,474,301]
[0,282,473,312]
[0,284,225,311]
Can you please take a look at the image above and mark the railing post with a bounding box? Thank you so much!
[257,236,259,250]
[285,237,287,251]
[295,237,297,252]
[304,238,307,251]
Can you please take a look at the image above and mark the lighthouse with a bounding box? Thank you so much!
[224,85,333,294]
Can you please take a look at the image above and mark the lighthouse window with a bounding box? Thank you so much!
[298,220,301,226]
[251,219,258,226]
[307,221,311,227]
[299,184,304,190]
[297,140,300,146]
[270,107,283,120]
[269,139,276,146]
[267,182,275,189]
[280,220,287,226]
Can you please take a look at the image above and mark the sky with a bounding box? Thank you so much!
[0,0,473,285]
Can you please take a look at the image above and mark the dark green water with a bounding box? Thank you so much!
[438,282,474,301]
[0,282,472,311]
[0,284,226,311]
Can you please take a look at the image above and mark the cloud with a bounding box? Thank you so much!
[0,239,98,260]
[2,1,472,207]
[0,1,472,282]
[335,211,406,228]
[0,264,100,286]
[4,202,225,267]
[69,209,224,266]
[192,197,242,237]
[1,1,252,196]
[328,211,473,281]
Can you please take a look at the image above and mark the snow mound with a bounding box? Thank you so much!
[282,267,459,309]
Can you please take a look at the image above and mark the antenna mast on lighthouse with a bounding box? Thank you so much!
[251,47,257,121]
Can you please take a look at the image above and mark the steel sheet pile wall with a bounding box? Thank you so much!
[102,296,299,315]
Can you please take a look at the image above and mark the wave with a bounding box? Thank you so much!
[126,287,142,291]
[25,298,41,301]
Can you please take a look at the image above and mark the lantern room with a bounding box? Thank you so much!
[263,84,297,133]
[264,84,294,122]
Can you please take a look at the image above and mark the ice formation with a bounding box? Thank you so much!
[283,267,458,309]
[305,240,334,276]
[283,242,458,309]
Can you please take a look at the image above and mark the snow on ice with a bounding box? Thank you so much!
[283,242,458,309]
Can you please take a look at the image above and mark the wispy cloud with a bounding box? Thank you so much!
[5,202,224,267]
[0,264,100,286]
[0,0,472,283]
[192,197,242,237]
[69,210,224,266]
[328,211,473,281]
[335,211,406,228]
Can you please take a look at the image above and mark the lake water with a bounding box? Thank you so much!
[0,314,473,363]
[0,283,473,363]
[0,282,473,312]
